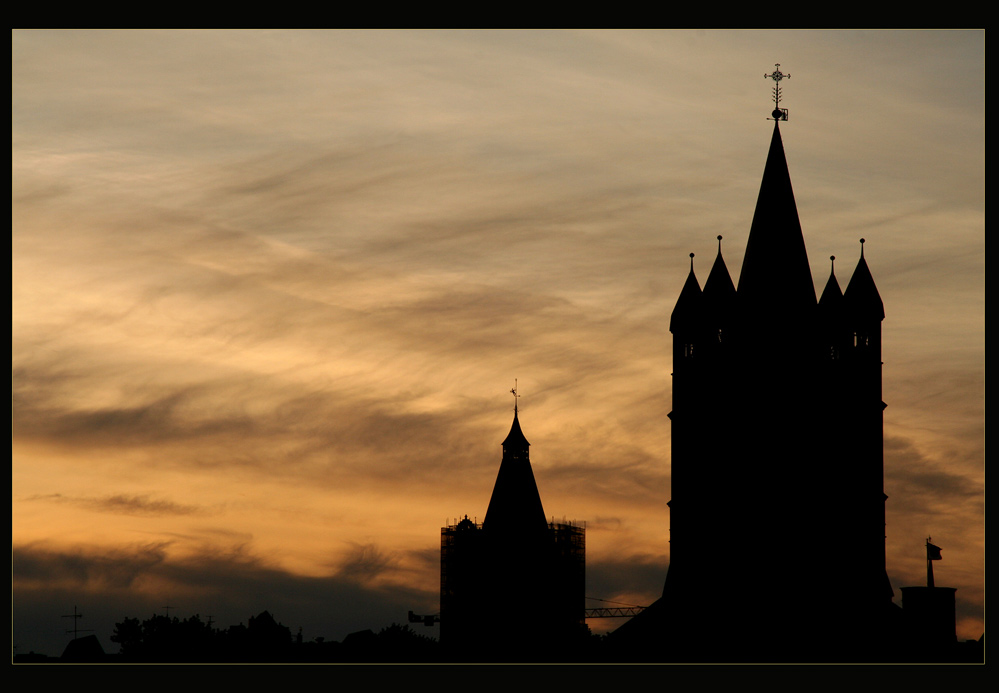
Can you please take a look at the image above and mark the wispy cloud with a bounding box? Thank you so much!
[13,30,984,655]
[26,493,206,517]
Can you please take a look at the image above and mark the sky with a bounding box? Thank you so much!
[12,29,984,657]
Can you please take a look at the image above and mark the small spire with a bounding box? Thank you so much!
[844,239,884,320]
[704,235,736,303]
[671,252,702,333]
[487,392,544,533]
[819,255,842,307]
[502,383,529,449]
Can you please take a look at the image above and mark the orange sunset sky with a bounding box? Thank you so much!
[12,29,983,656]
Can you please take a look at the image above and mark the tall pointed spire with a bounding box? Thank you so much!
[737,122,815,312]
[484,386,546,534]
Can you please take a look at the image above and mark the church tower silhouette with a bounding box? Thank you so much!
[440,391,585,659]
[666,119,893,658]
[615,92,896,659]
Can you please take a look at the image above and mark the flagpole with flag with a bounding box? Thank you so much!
[926,537,942,588]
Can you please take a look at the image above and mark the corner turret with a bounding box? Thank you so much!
[702,236,737,351]
[845,239,885,322]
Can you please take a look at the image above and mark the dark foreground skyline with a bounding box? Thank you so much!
[13,30,983,659]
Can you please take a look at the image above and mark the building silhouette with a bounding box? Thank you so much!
[899,539,960,656]
[440,398,585,659]
[615,116,902,661]
[432,80,977,663]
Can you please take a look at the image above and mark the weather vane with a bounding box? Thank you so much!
[510,379,520,414]
[765,63,789,122]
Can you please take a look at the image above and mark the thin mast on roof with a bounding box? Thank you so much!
[766,63,790,121]
[926,536,943,588]
[510,379,520,414]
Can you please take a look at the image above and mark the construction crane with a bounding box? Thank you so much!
[584,606,646,618]
[584,597,647,619]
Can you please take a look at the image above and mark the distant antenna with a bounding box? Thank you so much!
[765,63,790,121]
[510,379,520,414]
[61,605,93,640]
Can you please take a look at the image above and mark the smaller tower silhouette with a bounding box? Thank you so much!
[440,386,585,659]
[900,539,957,652]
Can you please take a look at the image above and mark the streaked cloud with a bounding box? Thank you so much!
[26,493,206,517]
[13,29,983,655]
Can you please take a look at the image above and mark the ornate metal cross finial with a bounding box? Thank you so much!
[765,63,790,121]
